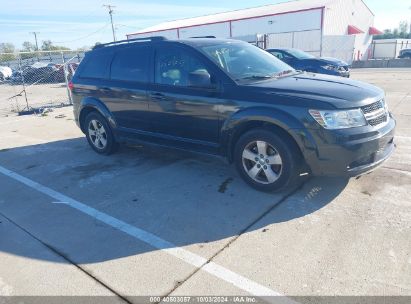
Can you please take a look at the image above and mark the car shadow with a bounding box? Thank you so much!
[0,137,349,264]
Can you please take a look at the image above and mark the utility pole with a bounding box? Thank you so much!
[29,32,39,51]
[103,4,117,42]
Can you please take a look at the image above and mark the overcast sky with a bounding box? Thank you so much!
[1,0,410,50]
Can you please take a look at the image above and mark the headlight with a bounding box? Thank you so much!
[309,109,367,129]
[321,64,339,71]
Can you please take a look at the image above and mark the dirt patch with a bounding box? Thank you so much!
[361,190,372,197]
[218,177,234,193]
[25,164,38,170]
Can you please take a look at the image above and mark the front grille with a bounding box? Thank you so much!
[368,114,388,126]
[361,101,383,114]
[361,99,388,127]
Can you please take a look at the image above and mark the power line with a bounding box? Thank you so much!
[53,23,110,44]
[103,4,116,42]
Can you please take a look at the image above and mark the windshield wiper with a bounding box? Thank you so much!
[273,70,299,78]
[237,70,300,81]
[238,75,274,81]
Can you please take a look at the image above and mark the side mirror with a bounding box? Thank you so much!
[188,70,213,88]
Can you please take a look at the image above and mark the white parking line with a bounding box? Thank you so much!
[0,165,296,303]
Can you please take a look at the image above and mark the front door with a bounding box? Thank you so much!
[147,45,221,147]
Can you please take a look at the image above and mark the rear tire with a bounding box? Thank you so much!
[234,129,302,192]
[84,112,118,155]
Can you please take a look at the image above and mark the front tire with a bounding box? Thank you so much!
[84,112,118,155]
[234,129,302,192]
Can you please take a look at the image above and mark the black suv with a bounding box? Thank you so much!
[71,37,396,192]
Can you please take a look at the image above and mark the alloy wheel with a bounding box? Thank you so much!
[242,140,283,184]
[88,119,107,150]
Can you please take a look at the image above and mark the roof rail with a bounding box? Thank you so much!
[92,36,167,50]
[189,36,216,39]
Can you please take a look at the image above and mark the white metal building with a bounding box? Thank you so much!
[371,39,411,59]
[127,0,381,63]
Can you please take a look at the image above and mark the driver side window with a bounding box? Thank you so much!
[155,47,210,87]
[270,51,284,60]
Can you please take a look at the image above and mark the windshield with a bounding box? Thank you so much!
[286,49,316,59]
[199,42,294,82]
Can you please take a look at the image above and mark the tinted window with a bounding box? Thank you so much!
[81,52,112,79]
[111,46,150,82]
[155,46,209,86]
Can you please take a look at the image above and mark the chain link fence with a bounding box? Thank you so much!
[0,50,87,116]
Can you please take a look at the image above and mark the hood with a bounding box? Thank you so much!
[245,72,383,109]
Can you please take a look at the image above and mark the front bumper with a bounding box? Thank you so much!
[301,114,396,177]
[321,67,350,78]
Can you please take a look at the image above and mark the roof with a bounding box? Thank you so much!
[88,37,239,54]
[128,0,335,36]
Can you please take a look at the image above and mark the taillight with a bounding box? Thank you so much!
[68,81,74,91]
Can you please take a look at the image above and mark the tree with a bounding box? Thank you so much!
[41,40,71,51]
[22,41,36,52]
[0,43,16,63]
[374,21,411,40]
[399,21,409,38]
[41,40,53,51]
[20,41,37,59]
[0,42,15,53]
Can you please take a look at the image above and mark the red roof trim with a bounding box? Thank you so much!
[348,25,364,35]
[369,26,383,35]
[127,6,325,37]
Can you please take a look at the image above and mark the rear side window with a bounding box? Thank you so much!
[80,52,112,79]
[111,46,150,83]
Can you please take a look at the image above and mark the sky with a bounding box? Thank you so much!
[1,0,410,50]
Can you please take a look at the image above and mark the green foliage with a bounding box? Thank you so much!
[0,42,16,63]
[374,21,411,40]
[20,41,37,59]
[22,41,36,52]
[41,40,71,51]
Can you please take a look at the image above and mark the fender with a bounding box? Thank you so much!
[220,107,318,162]
[78,97,118,133]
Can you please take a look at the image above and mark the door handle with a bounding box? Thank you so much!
[149,92,166,101]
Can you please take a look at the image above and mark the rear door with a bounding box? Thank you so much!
[104,44,152,131]
[147,44,221,147]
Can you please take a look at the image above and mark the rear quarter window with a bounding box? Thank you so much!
[110,45,151,83]
[79,52,112,79]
